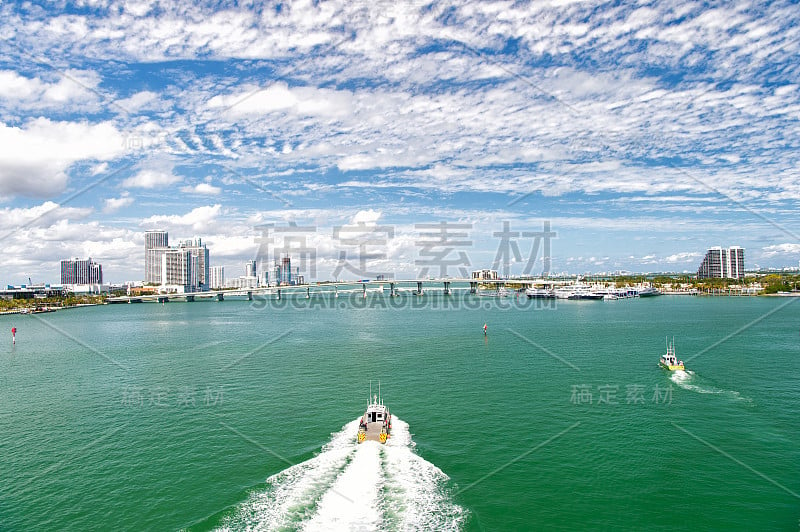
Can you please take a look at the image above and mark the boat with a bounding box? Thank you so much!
[553,286,575,299]
[357,384,391,444]
[638,287,662,297]
[659,337,684,371]
[525,287,555,299]
[567,285,604,300]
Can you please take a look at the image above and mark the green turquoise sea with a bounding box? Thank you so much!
[1,291,798,530]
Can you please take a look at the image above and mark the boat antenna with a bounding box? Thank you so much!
[378,380,381,405]
[369,380,372,407]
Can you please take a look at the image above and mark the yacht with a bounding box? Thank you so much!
[525,287,554,299]
[567,285,604,300]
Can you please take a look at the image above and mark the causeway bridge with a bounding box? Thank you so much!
[106,278,560,304]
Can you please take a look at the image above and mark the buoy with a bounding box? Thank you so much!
[12,326,17,345]
[483,323,488,335]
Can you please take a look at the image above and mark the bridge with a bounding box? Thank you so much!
[105,278,562,304]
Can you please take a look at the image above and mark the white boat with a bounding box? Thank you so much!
[525,287,555,299]
[659,337,685,371]
[553,287,574,299]
[567,285,603,300]
[638,287,662,297]
[357,384,391,444]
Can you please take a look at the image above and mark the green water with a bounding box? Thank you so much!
[1,294,798,530]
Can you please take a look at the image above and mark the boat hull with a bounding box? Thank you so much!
[659,361,684,371]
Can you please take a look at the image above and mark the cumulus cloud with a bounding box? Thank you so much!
[141,204,222,232]
[103,193,134,213]
[0,118,125,198]
[761,243,800,257]
[121,161,182,188]
[181,182,221,195]
[351,209,382,224]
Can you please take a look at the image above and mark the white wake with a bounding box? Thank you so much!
[217,417,465,531]
[670,370,750,402]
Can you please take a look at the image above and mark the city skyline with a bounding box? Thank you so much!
[1,2,799,284]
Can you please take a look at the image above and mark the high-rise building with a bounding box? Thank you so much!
[281,256,292,285]
[162,248,197,289]
[209,266,225,290]
[145,230,169,284]
[245,260,257,278]
[697,246,745,279]
[270,260,282,286]
[61,258,103,285]
[144,231,210,291]
[177,237,209,290]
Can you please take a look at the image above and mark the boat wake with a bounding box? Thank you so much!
[216,418,465,531]
[670,370,751,403]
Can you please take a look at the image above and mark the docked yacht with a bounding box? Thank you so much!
[567,285,603,300]
[357,386,391,444]
[525,287,555,299]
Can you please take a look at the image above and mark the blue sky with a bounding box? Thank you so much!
[1,0,799,284]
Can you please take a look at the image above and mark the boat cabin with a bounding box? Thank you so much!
[365,404,388,424]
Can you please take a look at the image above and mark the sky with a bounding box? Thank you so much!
[1,0,799,284]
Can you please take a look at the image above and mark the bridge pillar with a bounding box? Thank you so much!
[417,281,423,295]
[277,289,281,300]
[186,295,195,302]
[390,282,395,297]
[363,283,367,297]
[247,291,253,301]
[216,293,224,301]
[469,282,477,294]
[443,281,450,295]
[306,286,310,298]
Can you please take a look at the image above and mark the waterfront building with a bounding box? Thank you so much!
[209,266,225,290]
[225,276,259,289]
[144,231,209,291]
[177,238,209,290]
[471,269,498,281]
[61,257,103,285]
[144,230,169,284]
[281,256,292,285]
[245,260,257,278]
[161,249,197,292]
[697,246,745,279]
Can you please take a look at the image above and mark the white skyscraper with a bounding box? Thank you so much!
[145,230,169,284]
[209,266,225,289]
[144,231,210,291]
[697,246,745,279]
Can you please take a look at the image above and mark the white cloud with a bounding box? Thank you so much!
[761,243,800,258]
[115,90,163,113]
[0,201,94,231]
[141,204,222,232]
[0,118,125,198]
[664,252,702,263]
[181,182,221,195]
[0,69,103,110]
[122,168,182,189]
[103,193,134,213]
[351,209,382,224]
